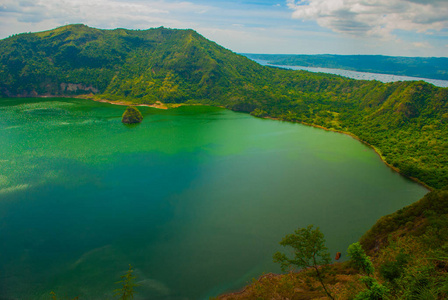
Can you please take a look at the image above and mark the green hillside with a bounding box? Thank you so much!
[1,24,448,189]
[0,24,270,104]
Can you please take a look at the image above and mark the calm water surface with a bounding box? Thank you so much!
[0,98,427,299]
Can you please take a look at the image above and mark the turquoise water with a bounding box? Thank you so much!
[0,98,427,299]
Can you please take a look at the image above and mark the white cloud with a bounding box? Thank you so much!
[1,0,446,56]
[412,41,432,48]
[286,0,448,39]
[197,26,343,54]
[0,0,209,34]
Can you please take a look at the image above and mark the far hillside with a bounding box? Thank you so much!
[244,54,448,81]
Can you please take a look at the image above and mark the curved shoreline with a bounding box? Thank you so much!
[76,95,432,191]
[306,123,432,191]
[262,116,432,191]
[77,95,183,109]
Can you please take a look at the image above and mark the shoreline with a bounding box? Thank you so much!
[81,95,433,191]
[76,95,184,110]
[91,96,433,191]
[18,95,433,191]
[262,116,433,192]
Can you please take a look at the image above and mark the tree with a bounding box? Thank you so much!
[273,225,334,300]
[347,242,374,275]
[114,264,138,300]
[354,277,389,300]
[348,243,389,299]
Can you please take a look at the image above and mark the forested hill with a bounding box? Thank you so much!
[0,24,272,104]
[1,24,448,189]
[244,53,448,81]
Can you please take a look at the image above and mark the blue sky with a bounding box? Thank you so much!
[1,0,447,57]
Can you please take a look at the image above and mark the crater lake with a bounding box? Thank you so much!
[0,97,427,299]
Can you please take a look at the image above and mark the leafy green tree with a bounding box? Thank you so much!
[114,264,138,300]
[250,108,268,118]
[354,276,389,300]
[348,243,389,299]
[273,225,334,300]
[348,242,374,275]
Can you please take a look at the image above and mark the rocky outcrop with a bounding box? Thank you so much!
[122,106,143,124]
[60,83,99,93]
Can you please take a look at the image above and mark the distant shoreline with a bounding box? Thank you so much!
[243,54,448,84]
[77,95,184,110]
[76,95,433,191]
[262,115,432,191]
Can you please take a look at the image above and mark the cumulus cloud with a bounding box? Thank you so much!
[412,41,432,48]
[286,0,448,38]
[0,0,208,31]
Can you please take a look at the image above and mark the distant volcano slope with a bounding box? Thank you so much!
[0,24,272,107]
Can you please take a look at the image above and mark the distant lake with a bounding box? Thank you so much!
[0,98,427,299]
[253,59,448,88]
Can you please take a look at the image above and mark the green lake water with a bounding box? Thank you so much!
[0,98,427,299]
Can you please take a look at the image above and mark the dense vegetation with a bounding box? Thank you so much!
[121,106,143,124]
[1,24,447,189]
[244,54,448,80]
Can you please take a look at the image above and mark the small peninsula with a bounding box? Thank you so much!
[122,106,143,124]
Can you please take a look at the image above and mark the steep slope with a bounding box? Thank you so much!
[0,24,447,189]
[1,24,119,96]
[0,24,270,105]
